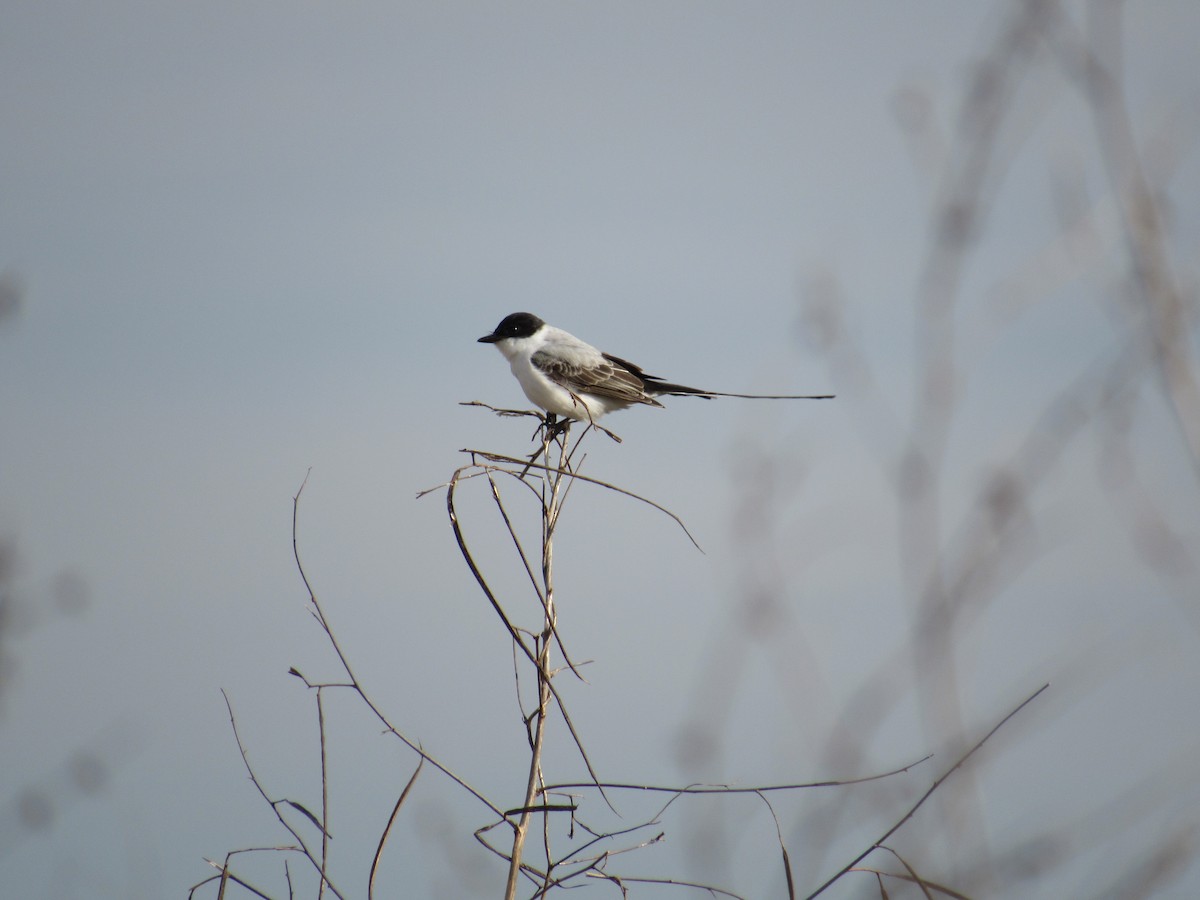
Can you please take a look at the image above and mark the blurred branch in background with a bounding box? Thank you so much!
[680,0,1199,896]
[0,270,23,330]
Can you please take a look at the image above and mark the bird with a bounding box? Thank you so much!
[478,312,832,424]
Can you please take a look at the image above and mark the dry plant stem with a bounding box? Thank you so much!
[213,865,272,900]
[476,788,674,882]
[368,759,423,900]
[1072,2,1200,476]
[878,845,936,900]
[504,423,564,900]
[583,874,747,899]
[503,649,552,900]
[848,865,969,900]
[756,792,796,900]
[456,407,791,897]
[804,1,1194,880]
[552,798,675,868]
[542,751,932,794]
[446,464,612,805]
[484,469,585,679]
[799,335,1152,874]
[804,683,1049,899]
[464,449,703,551]
[189,847,302,899]
[289,472,504,821]
[317,687,329,900]
[219,689,349,900]
[893,1,1051,866]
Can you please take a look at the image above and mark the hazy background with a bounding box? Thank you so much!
[2,1,1198,897]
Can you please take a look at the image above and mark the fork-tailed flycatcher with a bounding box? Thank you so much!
[478,312,832,423]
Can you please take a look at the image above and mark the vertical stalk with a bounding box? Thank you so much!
[317,686,329,899]
[504,423,565,900]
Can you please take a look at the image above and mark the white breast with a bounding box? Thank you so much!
[510,355,608,420]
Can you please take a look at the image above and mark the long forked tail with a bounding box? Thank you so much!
[600,352,834,401]
[648,379,834,401]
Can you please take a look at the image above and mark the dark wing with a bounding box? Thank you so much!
[604,353,714,398]
[531,350,664,408]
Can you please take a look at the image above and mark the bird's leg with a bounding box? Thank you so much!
[548,415,571,446]
[535,412,572,446]
[529,412,557,443]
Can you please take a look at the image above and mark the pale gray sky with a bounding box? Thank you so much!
[2,1,1198,897]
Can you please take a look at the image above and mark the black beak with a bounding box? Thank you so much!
[478,333,501,343]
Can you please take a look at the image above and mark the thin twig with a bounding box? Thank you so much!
[189,848,303,900]
[849,865,970,900]
[484,469,585,679]
[290,472,505,820]
[197,866,276,900]
[804,683,1049,899]
[459,400,548,421]
[368,758,424,900]
[464,449,704,552]
[219,689,348,900]
[317,688,329,900]
[584,872,748,899]
[543,752,932,794]
[506,427,568,900]
[552,795,677,868]
[446,466,613,810]
[756,791,796,900]
[878,846,936,900]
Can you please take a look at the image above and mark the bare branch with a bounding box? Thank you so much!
[464,449,703,551]
[804,683,1049,899]
[219,689,347,900]
[291,474,505,819]
[543,752,932,794]
[368,758,423,900]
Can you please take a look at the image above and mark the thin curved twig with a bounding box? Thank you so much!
[464,449,703,552]
[291,471,505,820]
[446,466,613,812]
[804,683,1049,899]
[542,751,932,794]
[220,690,348,900]
[483,469,585,679]
[756,791,795,900]
[368,758,423,900]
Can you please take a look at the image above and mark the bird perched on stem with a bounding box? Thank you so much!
[478,312,833,427]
